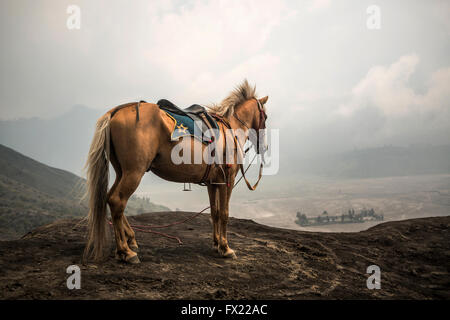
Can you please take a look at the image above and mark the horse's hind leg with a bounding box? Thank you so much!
[109,149,139,255]
[123,216,138,252]
[108,170,145,264]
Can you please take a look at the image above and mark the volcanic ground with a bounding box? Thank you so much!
[0,212,449,299]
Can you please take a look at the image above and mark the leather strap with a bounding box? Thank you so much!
[239,162,263,191]
[135,100,147,122]
[212,113,263,190]
[198,114,216,184]
[199,161,212,185]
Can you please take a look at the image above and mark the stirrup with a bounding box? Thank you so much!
[182,183,192,191]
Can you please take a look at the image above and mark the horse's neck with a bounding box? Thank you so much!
[232,104,255,130]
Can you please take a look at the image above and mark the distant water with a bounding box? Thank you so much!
[136,174,450,233]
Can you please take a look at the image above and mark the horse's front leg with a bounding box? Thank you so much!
[217,179,237,259]
[207,185,220,251]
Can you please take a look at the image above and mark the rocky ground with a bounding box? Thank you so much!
[0,212,449,299]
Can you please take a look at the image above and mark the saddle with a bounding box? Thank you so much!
[157,99,220,144]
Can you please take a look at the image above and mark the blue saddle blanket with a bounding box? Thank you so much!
[163,110,219,144]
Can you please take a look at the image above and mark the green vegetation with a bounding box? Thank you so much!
[0,144,169,240]
[125,195,170,215]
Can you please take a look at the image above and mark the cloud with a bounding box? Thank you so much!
[307,0,331,13]
[425,66,450,111]
[338,54,450,117]
[179,53,280,104]
[433,0,450,36]
[144,0,286,83]
[1,0,450,158]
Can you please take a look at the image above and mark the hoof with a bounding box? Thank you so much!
[212,244,219,252]
[126,254,141,264]
[130,245,139,253]
[224,251,237,260]
[220,248,237,259]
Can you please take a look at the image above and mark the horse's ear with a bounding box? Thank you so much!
[259,96,269,105]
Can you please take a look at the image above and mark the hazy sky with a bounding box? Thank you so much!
[1,0,449,157]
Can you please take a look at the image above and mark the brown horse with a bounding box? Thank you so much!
[83,80,268,264]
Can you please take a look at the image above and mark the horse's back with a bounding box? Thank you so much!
[108,102,166,172]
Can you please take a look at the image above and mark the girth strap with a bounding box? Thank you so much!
[198,113,217,184]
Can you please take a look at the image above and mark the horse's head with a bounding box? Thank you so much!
[234,95,269,155]
[208,80,269,155]
[251,96,268,155]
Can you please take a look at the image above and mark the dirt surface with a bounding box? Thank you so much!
[0,212,449,299]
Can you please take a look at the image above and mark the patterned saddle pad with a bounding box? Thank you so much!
[157,99,220,144]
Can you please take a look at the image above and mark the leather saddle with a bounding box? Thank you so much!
[157,99,220,142]
[157,99,205,115]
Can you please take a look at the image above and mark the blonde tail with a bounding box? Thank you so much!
[83,113,111,261]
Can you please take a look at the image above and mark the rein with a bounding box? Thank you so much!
[230,98,266,191]
[211,113,263,191]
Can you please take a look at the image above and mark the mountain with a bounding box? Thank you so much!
[302,145,450,178]
[0,105,102,175]
[0,104,167,188]
[0,144,169,240]
[2,105,449,183]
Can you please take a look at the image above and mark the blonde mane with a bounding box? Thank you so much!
[208,79,257,118]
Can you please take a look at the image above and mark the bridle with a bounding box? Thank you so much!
[233,98,268,154]
[231,98,268,190]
